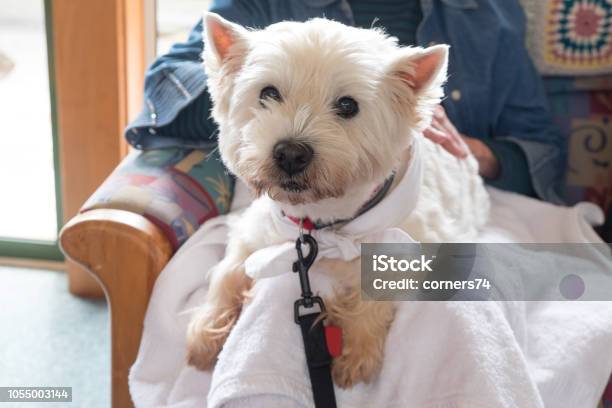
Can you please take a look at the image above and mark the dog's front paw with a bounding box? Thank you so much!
[331,346,383,388]
[186,306,236,371]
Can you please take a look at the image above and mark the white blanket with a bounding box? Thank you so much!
[129,185,612,408]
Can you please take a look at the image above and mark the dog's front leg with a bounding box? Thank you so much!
[186,237,252,370]
[186,198,278,370]
[321,258,396,388]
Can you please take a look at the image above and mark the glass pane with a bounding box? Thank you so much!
[156,0,212,56]
[0,0,58,241]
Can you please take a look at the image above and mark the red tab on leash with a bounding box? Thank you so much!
[324,325,343,358]
[286,215,316,231]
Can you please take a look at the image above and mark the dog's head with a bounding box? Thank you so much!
[203,13,447,211]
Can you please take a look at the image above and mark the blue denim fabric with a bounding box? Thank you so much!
[126,0,565,203]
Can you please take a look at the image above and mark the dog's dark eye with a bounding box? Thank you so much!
[334,96,359,119]
[259,86,282,102]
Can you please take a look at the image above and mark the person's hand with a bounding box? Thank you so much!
[424,105,469,159]
[424,105,500,179]
[462,136,500,179]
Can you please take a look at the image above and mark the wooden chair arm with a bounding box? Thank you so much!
[60,209,173,408]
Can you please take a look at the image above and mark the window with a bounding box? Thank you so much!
[0,0,62,259]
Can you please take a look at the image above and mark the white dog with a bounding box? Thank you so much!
[187,12,490,387]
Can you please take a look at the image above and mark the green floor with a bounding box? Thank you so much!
[0,266,110,407]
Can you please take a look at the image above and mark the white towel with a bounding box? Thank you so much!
[129,186,612,408]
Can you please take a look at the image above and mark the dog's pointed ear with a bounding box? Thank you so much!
[203,12,249,67]
[388,44,449,94]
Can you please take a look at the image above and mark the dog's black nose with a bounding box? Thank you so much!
[273,141,313,175]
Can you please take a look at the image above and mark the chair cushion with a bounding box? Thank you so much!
[521,0,611,76]
[544,76,612,240]
[81,148,234,250]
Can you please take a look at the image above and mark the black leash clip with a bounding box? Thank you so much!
[292,232,338,408]
[293,233,325,323]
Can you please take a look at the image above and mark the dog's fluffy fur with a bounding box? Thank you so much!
[187,13,490,387]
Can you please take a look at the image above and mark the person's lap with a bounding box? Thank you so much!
[129,186,610,407]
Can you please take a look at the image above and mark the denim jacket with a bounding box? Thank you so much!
[126,0,565,203]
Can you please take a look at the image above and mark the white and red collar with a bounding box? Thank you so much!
[283,173,396,231]
[244,139,423,280]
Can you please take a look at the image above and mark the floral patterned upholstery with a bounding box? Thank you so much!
[81,148,233,250]
[544,75,612,241]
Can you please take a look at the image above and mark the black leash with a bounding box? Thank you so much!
[293,233,338,408]
[286,173,396,406]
